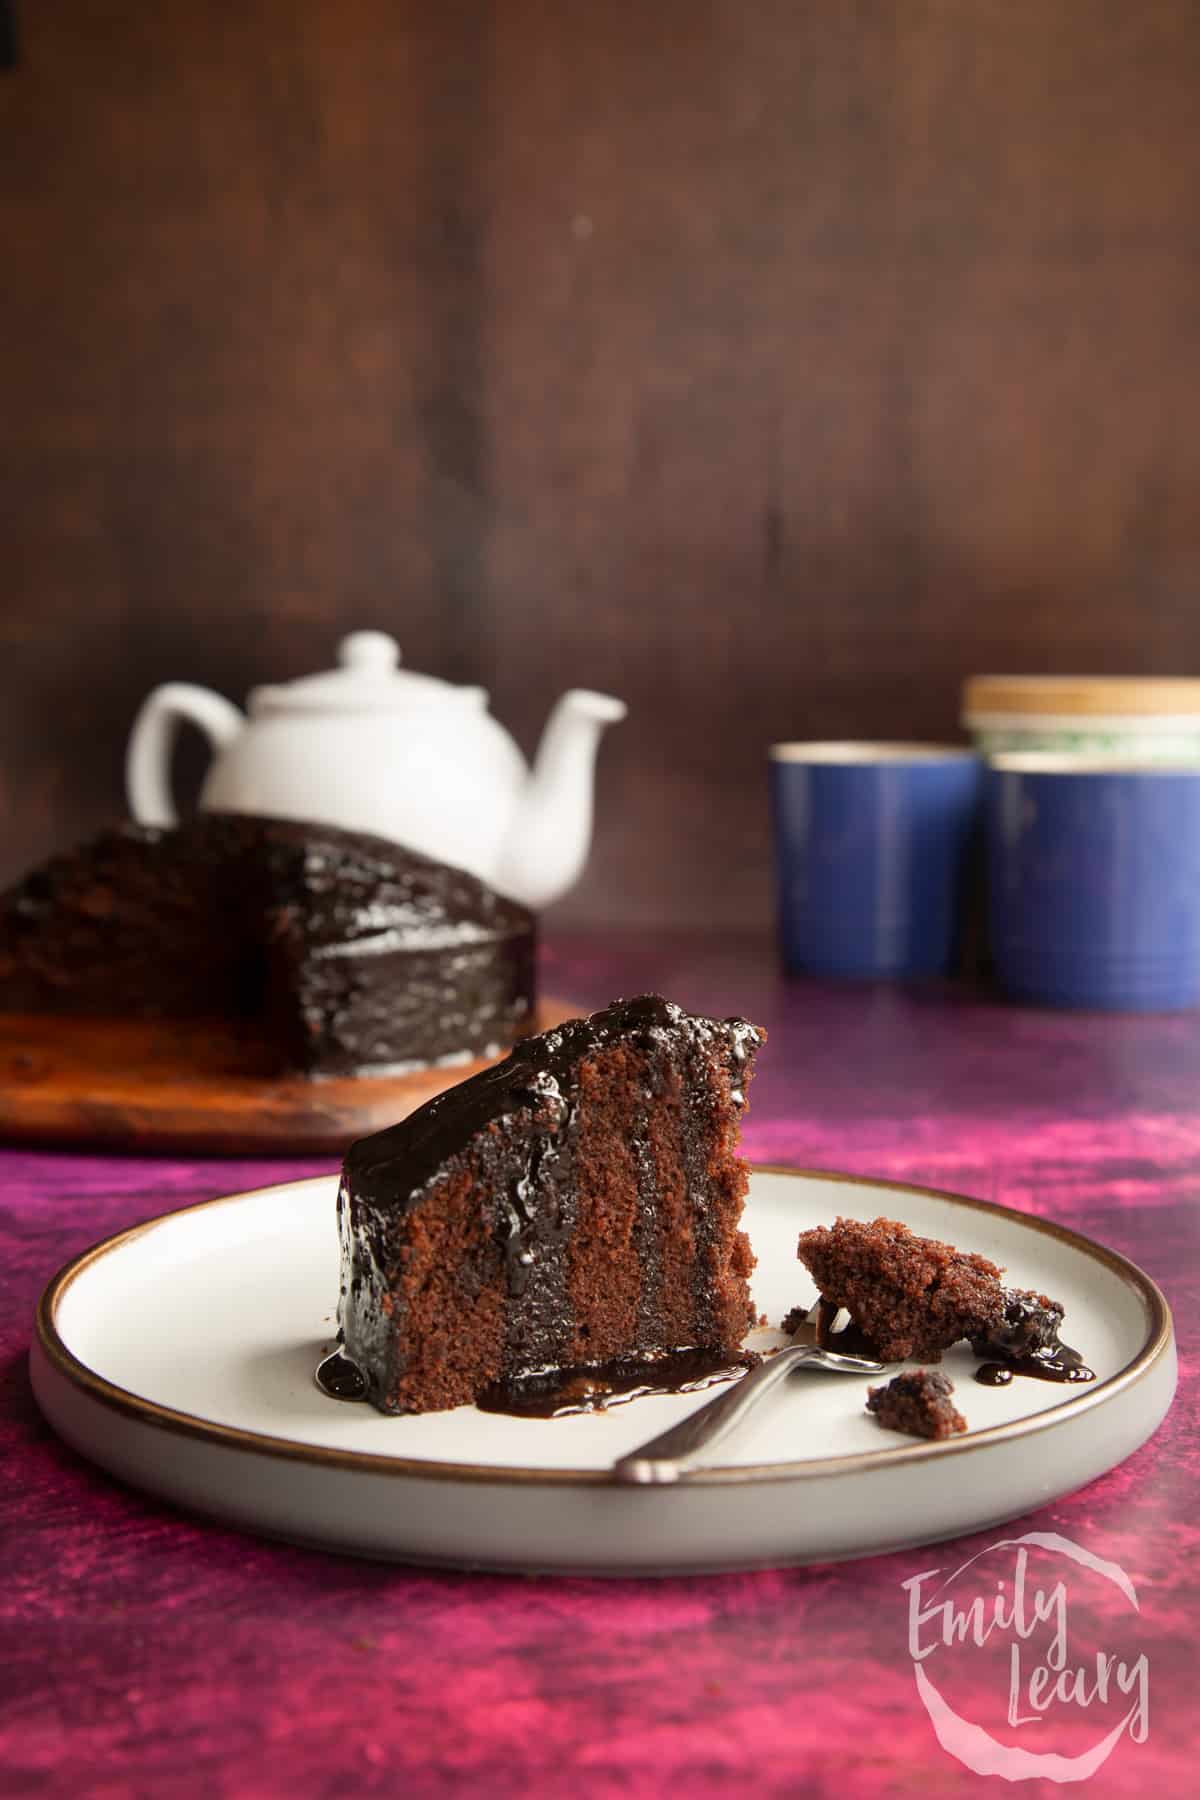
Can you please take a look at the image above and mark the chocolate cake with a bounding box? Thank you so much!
[335,995,763,1414]
[0,814,534,1076]
[867,1370,967,1440]
[794,1216,1005,1361]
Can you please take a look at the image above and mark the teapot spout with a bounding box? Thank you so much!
[496,690,627,910]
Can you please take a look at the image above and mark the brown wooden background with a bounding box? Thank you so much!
[3,1,1199,927]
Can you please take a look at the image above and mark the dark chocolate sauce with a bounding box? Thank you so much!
[975,1346,1094,1388]
[971,1289,1094,1388]
[315,1350,368,1401]
[315,1344,755,1415]
[477,1347,756,1419]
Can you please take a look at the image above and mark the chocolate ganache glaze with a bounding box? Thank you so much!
[336,995,763,1415]
[343,996,758,1199]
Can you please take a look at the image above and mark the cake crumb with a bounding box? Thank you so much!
[866,1369,967,1440]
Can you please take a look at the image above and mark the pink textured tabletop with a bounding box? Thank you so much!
[2,932,1196,1798]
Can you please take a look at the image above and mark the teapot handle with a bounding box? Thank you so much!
[125,683,245,827]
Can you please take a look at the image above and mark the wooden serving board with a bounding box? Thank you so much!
[0,1001,577,1156]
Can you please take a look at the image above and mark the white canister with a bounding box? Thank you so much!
[963,675,1200,762]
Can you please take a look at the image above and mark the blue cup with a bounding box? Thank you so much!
[769,743,982,979]
[987,755,1200,1011]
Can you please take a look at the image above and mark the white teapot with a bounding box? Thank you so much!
[125,631,626,910]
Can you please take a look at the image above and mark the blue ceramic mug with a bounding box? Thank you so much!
[769,743,982,979]
[987,755,1200,1011]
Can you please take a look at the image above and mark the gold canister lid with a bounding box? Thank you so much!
[963,674,1200,719]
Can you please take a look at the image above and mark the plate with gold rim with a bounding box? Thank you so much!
[30,1168,1175,1573]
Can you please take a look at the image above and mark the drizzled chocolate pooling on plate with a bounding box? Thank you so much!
[336,996,764,1416]
[476,1346,758,1418]
[971,1288,1095,1387]
[316,1342,758,1416]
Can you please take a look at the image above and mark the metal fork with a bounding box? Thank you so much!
[611,1342,886,1484]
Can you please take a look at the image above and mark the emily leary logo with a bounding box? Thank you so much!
[903,1531,1150,1783]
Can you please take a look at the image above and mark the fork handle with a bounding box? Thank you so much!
[612,1343,822,1484]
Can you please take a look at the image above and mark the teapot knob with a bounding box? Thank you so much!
[338,630,401,672]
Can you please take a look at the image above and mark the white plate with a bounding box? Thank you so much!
[31,1169,1175,1574]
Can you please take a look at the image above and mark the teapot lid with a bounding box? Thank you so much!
[248,632,485,715]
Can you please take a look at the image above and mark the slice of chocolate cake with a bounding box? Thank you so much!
[0,814,534,1076]
[336,996,764,1414]
[867,1370,967,1440]
[794,1216,1005,1361]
